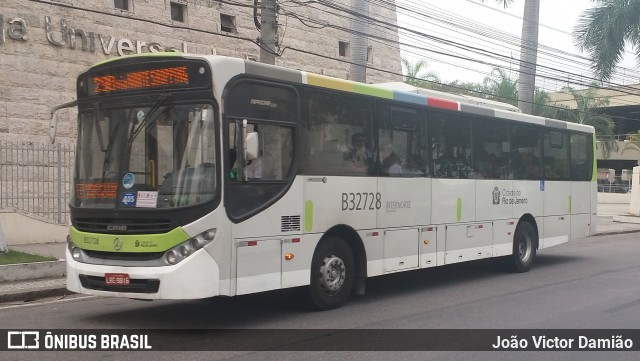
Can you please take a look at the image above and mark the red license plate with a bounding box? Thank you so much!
[105,273,130,285]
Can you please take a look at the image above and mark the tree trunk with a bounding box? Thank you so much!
[517,0,540,114]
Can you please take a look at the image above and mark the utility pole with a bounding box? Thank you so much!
[349,0,369,82]
[258,0,278,65]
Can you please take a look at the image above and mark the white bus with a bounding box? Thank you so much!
[54,54,597,310]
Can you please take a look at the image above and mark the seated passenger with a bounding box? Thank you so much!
[404,154,425,175]
[380,145,403,175]
[343,133,372,170]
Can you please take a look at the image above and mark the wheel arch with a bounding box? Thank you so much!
[518,213,539,249]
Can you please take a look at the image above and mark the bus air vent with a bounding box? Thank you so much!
[73,218,175,235]
[281,215,301,232]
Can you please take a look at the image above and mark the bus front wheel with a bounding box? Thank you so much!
[309,237,355,310]
[507,221,537,273]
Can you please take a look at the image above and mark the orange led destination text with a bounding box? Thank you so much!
[93,66,189,93]
[76,182,118,199]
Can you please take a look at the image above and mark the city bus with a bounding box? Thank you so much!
[51,53,597,310]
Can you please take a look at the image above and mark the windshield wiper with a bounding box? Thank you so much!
[102,122,120,179]
[93,101,107,152]
[128,93,172,144]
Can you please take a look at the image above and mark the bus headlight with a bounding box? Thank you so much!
[166,250,178,265]
[163,228,217,266]
[67,240,84,261]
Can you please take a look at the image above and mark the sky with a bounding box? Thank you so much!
[396,0,640,92]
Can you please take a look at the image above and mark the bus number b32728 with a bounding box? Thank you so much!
[341,192,382,211]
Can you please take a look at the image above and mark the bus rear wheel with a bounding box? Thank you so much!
[309,237,355,310]
[507,221,537,273]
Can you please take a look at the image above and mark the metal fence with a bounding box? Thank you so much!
[0,140,75,224]
[597,168,633,193]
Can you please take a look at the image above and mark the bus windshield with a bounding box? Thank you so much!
[72,101,217,209]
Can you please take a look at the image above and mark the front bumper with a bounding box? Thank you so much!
[66,247,220,300]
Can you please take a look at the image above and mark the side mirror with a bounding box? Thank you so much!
[49,99,78,144]
[49,112,59,144]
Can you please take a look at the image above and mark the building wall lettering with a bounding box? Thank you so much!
[0,14,200,55]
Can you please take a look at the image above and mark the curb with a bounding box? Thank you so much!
[0,260,66,283]
[0,260,69,304]
[0,282,70,304]
[594,228,640,236]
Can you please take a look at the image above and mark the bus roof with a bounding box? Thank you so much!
[373,82,522,113]
[89,53,594,134]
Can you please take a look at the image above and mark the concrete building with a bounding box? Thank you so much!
[549,85,640,178]
[0,0,403,145]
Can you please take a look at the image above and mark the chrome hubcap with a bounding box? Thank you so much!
[518,233,532,262]
[318,254,346,294]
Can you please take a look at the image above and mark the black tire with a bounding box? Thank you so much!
[308,237,355,310]
[507,221,537,273]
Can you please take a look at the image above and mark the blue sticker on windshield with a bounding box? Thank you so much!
[123,173,135,189]
[122,192,136,207]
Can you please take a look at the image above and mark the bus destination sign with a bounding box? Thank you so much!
[90,66,190,95]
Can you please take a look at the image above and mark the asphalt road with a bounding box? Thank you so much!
[1,232,640,361]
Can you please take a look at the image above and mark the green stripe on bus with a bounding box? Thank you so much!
[456,198,462,221]
[305,200,314,232]
[69,226,190,253]
[353,83,393,99]
[592,133,598,182]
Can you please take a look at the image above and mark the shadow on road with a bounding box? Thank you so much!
[81,253,585,328]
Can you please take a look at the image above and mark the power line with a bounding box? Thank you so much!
[24,0,640,121]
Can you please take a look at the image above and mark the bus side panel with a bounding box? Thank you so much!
[476,179,516,257]
[377,178,431,228]
[590,181,598,236]
[512,180,544,246]
[419,226,438,268]
[378,178,430,274]
[231,179,305,239]
[475,179,513,222]
[571,181,592,240]
[542,181,571,248]
[431,179,476,224]
[236,238,281,295]
[232,178,305,295]
[444,222,492,264]
[304,176,378,233]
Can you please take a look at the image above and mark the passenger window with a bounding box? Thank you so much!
[301,90,373,176]
[430,110,473,179]
[473,117,511,179]
[511,125,542,180]
[378,107,428,177]
[571,132,593,181]
[544,130,570,180]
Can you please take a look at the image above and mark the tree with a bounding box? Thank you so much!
[401,57,440,88]
[574,0,640,80]
[483,0,541,114]
[482,67,518,106]
[557,86,618,158]
[622,131,640,153]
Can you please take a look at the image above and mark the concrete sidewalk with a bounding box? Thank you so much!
[2,202,640,305]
